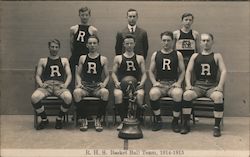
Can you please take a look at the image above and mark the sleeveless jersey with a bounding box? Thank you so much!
[82,54,103,83]
[72,25,91,58]
[194,53,218,83]
[43,57,65,82]
[175,30,196,59]
[155,50,178,81]
[117,54,141,81]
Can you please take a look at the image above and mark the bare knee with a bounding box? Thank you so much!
[183,90,196,101]
[149,88,161,101]
[171,88,183,102]
[73,88,83,102]
[114,89,123,103]
[31,91,45,104]
[100,88,109,101]
[210,91,223,103]
[61,91,72,104]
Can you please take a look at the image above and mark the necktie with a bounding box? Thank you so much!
[131,27,134,33]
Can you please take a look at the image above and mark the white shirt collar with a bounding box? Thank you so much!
[128,24,136,32]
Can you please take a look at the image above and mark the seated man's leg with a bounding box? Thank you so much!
[94,88,109,132]
[169,87,183,133]
[31,88,49,130]
[114,88,126,130]
[73,88,89,131]
[182,89,199,134]
[135,89,145,122]
[149,87,162,131]
[56,90,72,129]
[208,89,224,137]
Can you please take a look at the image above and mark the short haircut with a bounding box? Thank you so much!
[79,7,91,15]
[48,39,60,48]
[123,34,135,42]
[181,12,194,20]
[88,35,100,43]
[160,31,174,40]
[201,33,214,41]
[127,8,138,16]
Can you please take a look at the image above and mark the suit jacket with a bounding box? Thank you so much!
[115,26,149,59]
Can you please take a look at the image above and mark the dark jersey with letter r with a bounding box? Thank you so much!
[43,57,65,82]
[81,54,103,83]
[155,50,178,81]
[175,30,196,60]
[117,54,141,81]
[72,25,91,58]
[194,53,218,84]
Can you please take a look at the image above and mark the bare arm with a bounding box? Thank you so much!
[111,56,121,88]
[100,56,109,88]
[148,52,158,86]
[62,58,72,88]
[89,26,98,36]
[185,53,198,89]
[173,30,179,51]
[175,51,185,87]
[137,55,147,89]
[70,26,77,54]
[75,55,86,88]
[215,53,227,91]
[193,30,200,53]
[36,58,46,87]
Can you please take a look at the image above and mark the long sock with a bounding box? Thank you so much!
[97,100,108,119]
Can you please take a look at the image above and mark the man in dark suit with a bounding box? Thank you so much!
[115,8,149,60]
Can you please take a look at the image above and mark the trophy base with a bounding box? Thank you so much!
[118,118,143,139]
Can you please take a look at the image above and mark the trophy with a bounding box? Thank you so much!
[118,76,143,139]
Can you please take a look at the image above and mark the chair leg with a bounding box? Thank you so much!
[192,109,196,125]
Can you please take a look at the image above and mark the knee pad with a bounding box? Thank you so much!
[32,101,42,109]
[150,100,160,111]
[182,100,192,108]
[214,103,224,112]
[173,102,182,112]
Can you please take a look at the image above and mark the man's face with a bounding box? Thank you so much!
[86,37,98,52]
[79,11,90,24]
[127,11,138,26]
[182,16,193,28]
[49,42,60,56]
[200,34,213,51]
[161,35,173,50]
[123,38,135,52]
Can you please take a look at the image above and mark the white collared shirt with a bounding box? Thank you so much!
[128,24,136,33]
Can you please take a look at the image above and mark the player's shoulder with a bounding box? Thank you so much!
[214,52,223,58]
[39,57,47,63]
[100,55,108,61]
[89,25,98,34]
[136,54,145,61]
[61,57,69,62]
[173,30,180,39]
[192,30,199,37]
[114,55,122,61]
[70,24,78,30]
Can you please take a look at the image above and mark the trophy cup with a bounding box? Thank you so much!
[118,76,143,139]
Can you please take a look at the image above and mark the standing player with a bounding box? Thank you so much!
[115,8,149,60]
[182,33,227,136]
[69,7,98,91]
[73,35,109,132]
[173,13,200,67]
[149,31,185,132]
[31,39,72,130]
[112,34,147,130]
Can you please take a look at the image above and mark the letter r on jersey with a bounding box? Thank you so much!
[201,64,211,76]
[50,65,61,77]
[126,61,136,71]
[87,62,97,74]
[162,59,171,70]
[77,31,85,42]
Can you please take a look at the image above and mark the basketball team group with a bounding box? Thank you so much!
[31,7,227,137]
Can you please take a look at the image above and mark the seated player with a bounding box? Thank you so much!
[182,33,227,137]
[31,39,72,130]
[148,31,185,132]
[112,34,147,130]
[73,35,109,132]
